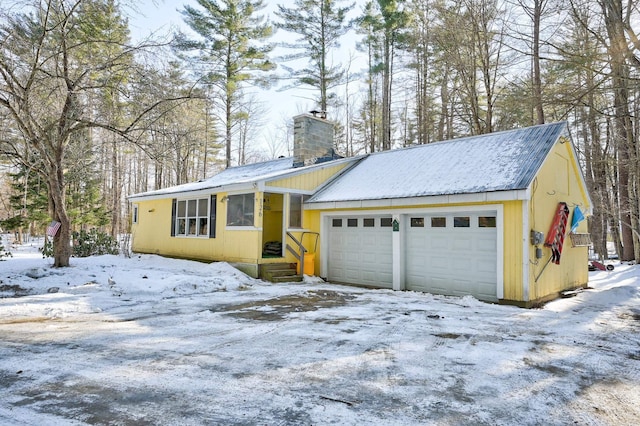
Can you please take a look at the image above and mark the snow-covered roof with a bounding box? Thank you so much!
[129,156,357,200]
[308,122,568,203]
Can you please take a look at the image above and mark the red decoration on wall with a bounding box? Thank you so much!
[544,202,570,264]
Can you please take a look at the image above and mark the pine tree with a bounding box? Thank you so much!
[275,0,355,112]
[177,0,275,169]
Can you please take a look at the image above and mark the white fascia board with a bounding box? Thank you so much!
[127,182,258,202]
[306,190,528,211]
[263,186,315,195]
[318,203,502,217]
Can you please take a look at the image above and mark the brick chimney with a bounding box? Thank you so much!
[293,111,337,167]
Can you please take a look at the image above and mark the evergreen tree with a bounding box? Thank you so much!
[275,0,355,112]
[177,0,275,169]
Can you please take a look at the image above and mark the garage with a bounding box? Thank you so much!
[327,215,393,288]
[405,212,498,301]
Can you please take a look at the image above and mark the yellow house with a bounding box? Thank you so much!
[129,115,592,307]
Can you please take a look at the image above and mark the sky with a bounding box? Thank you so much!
[1,237,639,424]
[126,0,366,160]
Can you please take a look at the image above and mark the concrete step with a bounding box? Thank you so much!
[259,262,301,283]
[268,274,303,283]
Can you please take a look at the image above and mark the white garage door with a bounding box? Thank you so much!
[405,212,498,301]
[327,216,393,288]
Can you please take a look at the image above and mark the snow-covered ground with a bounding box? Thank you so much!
[1,236,639,425]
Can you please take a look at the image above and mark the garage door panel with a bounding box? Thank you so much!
[328,216,393,288]
[476,259,497,274]
[452,237,472,250]
[406,212,498,301]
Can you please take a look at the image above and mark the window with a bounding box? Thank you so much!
[363,218,375,227]
[173,198,210,237]
[347,218,358,227]
[332,218,343,227]
[132,204,139,224]
[479,216,496,228]
[431,217,446,228]
[289,194,307,228]
[380,218,393,227]
[227,194,254,226]
[411,217,425,227]
[454,216,470,227]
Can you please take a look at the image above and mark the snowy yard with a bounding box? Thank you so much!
[1,238,639,425]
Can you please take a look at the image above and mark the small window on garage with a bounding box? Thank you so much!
[479,216,497,228]
[347,218,358,227]
[411,217,425,227]
[132,204,139,224]
[363,218,375,227]
[380,217,393,227]
[332,218,343,227]
[454,216,470,227]
[431,217,446,228]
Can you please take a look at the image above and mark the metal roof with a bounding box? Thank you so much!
[308,122,568,203]
[128,156,358,200]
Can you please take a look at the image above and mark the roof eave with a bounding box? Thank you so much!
[305,189,530,210]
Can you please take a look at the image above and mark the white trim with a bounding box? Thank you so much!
[318,204,502,217]
[522,199,530,301]
[128,156,360,202]
[264,186,315,195]
[307,190,528,210]
[496,205,505,300]
[320,214,328,278]
[392,213,403,290]
[321,204,504,299]
[128,183,256,202]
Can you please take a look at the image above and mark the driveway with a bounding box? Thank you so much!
[1,253,639,425]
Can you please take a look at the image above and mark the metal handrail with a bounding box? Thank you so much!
[286,231,319,275]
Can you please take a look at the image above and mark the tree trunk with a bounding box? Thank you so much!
[49,164,71,267]
[602,0,636,261]
[532,0,545,124]
[381,33,392,151]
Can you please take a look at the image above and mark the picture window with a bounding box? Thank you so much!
[227,194,254,226]
[174,198,209,237]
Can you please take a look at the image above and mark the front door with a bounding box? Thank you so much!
[262,193,284,257]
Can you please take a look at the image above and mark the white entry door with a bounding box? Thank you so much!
[405,212,498,301]
[327,216,393,288]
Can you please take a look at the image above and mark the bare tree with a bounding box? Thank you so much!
[0,0,191,266]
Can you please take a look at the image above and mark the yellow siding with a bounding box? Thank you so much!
[268,163,349,191]
[527,141,591,302]
[304,200,520,299]
[131,137,590,304]
[502,200,524,301]
[131,193,262,264]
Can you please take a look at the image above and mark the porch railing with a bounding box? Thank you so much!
[286,231,319,276]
